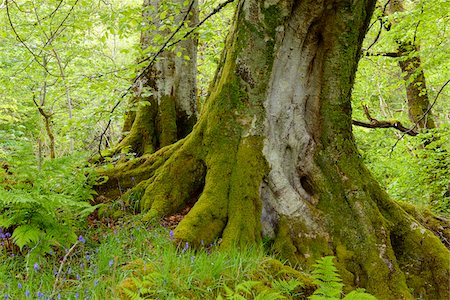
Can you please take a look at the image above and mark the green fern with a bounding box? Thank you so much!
[309,256,377,300]
[0,152,96,256]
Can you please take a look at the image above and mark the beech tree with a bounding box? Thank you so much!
[98,0,450,298]
[385,0,435,129]
[111,0,198,156]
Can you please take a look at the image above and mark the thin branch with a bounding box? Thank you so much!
[365,51,403,57]
[352,105,418,136]
[5,0,54,75]
[365,18,383,53]
[51,241,80,298]
[389,79,450,154]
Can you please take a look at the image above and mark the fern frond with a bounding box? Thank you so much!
[12,224,42,250]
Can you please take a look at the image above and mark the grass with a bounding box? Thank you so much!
[0,216,306,300]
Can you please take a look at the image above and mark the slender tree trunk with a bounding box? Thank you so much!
[114,0,198,157]
[388,0,435,129]
[98,0,449,298]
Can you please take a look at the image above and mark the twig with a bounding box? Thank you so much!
[51,241,80,298]
[352,105,418,136]
[389,78,450,154]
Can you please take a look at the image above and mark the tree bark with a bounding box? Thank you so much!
[387,0,435,129]
[113,0,198,157]
[98,0,449,298]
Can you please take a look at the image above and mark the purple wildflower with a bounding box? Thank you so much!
[18,282,22,289]
[182,242,189,253]
[109,259,114,267]
[25,290,30,297]
[169,230,174,240]
[33,263,39,272]
[78,235,86,243]
[76,274,81,280]
[75,292,79,299]
[94,279,99,287]
[37,291,44,299]
[5,232,11,238]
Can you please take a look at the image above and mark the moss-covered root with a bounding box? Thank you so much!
[140,148,206,222]
[95,141,182,199]
[174,137,267,248]
[385,201,450,299]
[113,98,159,157]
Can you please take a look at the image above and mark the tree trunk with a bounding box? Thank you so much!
[98,0,449,298]
[388,0,435,129]
[114,0,198,156]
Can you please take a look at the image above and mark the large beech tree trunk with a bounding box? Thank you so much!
[114,0,198,156]
[98,0,449,298]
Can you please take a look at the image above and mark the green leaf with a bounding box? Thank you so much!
[12,224,42,250]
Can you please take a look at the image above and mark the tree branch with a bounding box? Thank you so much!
[352,105,418,136]
[365,51,403,57]
[389,78,450,154]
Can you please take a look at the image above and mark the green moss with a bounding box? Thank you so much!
[222,136,268,247]
[272,217,298,263]
[158,95,178,147]
[251,258,317,298]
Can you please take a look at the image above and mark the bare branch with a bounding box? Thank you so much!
[365,51,403,57]
[389,79,450,153]
[352,105,418,136]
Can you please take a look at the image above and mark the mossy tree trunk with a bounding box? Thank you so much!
[114,0,198,157]
[98,0,449,298]
[387,0,435,129]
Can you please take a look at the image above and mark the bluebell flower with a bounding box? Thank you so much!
[33,263,39,272]
[25,290,30,297]
[5,294,8,299]
[18,282,22,289]
[109,259,114,267]
[57,294,61,299]
[169,230,174,240]
[182,242,189,253]
[37,291,44,299]
[76,274,81,280]
[85,253,90,261]
[5,232,11,238]
[75,292,79,299]
[78,235,86,243]
[94,279,99,287]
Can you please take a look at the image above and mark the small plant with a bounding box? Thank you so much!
[218,280,285,300]
[309,256,377,300]
[0,152,97,258]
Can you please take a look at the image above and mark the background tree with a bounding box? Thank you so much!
[97,0,449,299]
[352,0,450,212]
[109,0,198,157]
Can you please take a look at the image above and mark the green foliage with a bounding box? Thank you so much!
[309,256,344,299]
[0,145,96,257]
[354,125,450,215]
[308,256,377,300]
